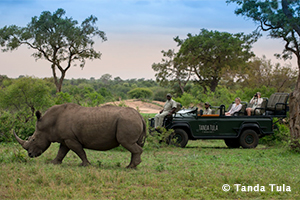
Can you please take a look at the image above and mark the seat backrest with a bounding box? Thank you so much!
[267,93,289,111]
[237,104,247,116]
[276,93,289,110]
[267,93,280,110]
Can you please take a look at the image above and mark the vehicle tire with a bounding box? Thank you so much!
[168,129,189,148]
[239,129,259,148]
[224,139,240,148]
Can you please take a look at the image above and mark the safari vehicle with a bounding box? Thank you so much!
[149,93,289,148]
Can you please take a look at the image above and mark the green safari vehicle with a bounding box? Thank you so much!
[149,93,289,148]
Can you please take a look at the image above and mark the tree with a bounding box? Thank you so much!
[0,8,107,92]
[153,29,256,93]
[227,0,300,149]
[0,77,52,121]
[233,56,297,92]
[152,49,192,94]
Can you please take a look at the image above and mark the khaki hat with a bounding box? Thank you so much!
[205,102,210,105]
[166,93,172,97]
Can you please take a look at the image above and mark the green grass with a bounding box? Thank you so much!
[0,140,299,199]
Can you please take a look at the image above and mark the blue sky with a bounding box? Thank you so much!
[0,0,295,79]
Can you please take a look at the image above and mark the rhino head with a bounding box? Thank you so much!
[14,111,51,158]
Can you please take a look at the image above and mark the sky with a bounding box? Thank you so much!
[0,0,296,80]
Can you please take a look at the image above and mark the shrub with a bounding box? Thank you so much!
[174,93,198,108]
[152,87,170,102]
[127,88,153,99]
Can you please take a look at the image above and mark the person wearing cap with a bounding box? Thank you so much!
[203,102,212,115]
[246,92,263,116]
[154,93,177,128]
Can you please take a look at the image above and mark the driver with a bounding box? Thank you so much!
[154,93,177,129]
[203,102,212,115]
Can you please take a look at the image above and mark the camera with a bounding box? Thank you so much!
[254,93,258,98]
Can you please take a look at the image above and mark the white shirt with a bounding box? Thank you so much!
[250,97,263,107]
[228,103,242,115]
[163,99,177,112]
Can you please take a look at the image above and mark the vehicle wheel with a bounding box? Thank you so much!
[239,129,259,148]
[224,139,240,148]
[168,129,189,148]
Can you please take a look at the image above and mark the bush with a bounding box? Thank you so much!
[152,87,170,102]
[260,120,290,146]
[127,88,153,99]
[174,93,198,108]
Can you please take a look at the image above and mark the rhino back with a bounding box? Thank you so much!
[48,104,143,150]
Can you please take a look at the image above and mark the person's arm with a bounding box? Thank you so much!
[249,97,255,104]
[169,107,176,115]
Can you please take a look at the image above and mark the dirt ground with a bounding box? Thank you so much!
[104,99,165,114]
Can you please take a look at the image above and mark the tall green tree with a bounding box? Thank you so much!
[153,29,256,93]
[227,0,300,149]
[0,8,107,92]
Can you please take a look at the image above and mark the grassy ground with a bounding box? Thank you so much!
[0,139,299,199]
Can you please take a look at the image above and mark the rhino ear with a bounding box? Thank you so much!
[36,111,42,121]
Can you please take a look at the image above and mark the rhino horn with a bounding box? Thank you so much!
[13,130,26,147]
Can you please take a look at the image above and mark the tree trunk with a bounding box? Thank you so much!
[289,69,300,150]
[210,77,219,92]
[51,63,66,93]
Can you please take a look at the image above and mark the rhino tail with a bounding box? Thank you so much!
[137,116,147,148]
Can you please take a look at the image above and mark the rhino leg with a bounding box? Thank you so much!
[51,143,70,165]
[64,139,91,166]
[121,143,143,169]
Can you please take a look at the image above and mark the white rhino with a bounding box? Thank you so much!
[14,103,146,168]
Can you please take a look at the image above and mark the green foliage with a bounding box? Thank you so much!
[260,120,291,146]
[54,92,73,105]
[0,76,53,115]
[127,88,154,99]
[174,93,198,108]
[152,87,170,102]
[84,91,104,107]
[232,56,297,93]
[153,29,257,93]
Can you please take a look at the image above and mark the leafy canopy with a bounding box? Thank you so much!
[153,29,256,92]
[0,8,107,92]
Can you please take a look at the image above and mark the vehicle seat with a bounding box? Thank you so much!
[265,93,289,117]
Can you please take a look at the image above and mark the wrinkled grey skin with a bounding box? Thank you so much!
[14,103,146,168]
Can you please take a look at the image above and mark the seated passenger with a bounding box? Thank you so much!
[246,92,263,116]
[154,93,177,129]
[203,102,212,115]
[225,97,242,116]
